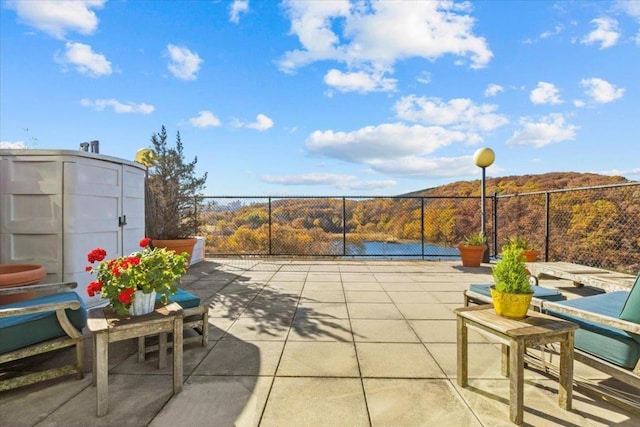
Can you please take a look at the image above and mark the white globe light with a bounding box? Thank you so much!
[473,147,495,168]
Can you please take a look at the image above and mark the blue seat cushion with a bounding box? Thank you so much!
[619,274,640,343]
[0,292,87,354]
[157,288,200,310]
[469,284,565,301]
[543,291,640,370]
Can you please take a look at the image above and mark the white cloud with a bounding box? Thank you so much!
[229,0,249,24]
[5,0,105,39]
[581,17,620,49]
[573,99,586,108]
[484,83,504,97]
[166,44,203,80]
[189,111,221,128]
[368,155,480,178]
[0,141,28,149]
[324,68,397,93]
[278,0,492,93]
[233,114,274,131]
[539,24,563,39]
[416,71,431,85]
[580,78,625,103]
[56,42,112,77]
[394,95,508,133]
[80,98,155,114]
[596,167,640,178]
[260,173,396,190]
[507,113,578,148]
[248,114,274,131]
[305,122,467,165]
[529,82,562,104]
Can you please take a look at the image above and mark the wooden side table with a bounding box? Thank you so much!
[455,305,578,425]
[87,301,183,417]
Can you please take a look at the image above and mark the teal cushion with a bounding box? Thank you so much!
[544,291,640,369]
[0,292,87,354]
[157,288,200,309]
[619,273,640,343]
[469,284,564,302]
[619,274,640,322]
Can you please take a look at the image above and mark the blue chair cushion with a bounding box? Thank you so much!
[619,274,640,343]
[157,288,200,310]
[543,291,640,370]
[469,284,565,301]
[0,292,87,354]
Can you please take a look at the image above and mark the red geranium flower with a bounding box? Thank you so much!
[139,237,152,248]
[118,288,135,304]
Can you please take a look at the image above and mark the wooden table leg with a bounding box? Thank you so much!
[138,337,146,363]
[501,344,510,377]
[173,317,183,394]
[95,332,109,417]
[559,332,574,410]
[456,316,468,387]
[509,339,525,425]
[91,334,97,387]
[159,332,167,369]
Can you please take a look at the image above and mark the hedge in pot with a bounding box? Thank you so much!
[490,244,534,319]
[503,235,539,262]
[458,232,487,267]
[145,126,207,264]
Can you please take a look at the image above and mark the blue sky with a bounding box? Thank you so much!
[1,0,639,195]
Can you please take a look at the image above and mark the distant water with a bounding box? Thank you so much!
[344,241,459,259]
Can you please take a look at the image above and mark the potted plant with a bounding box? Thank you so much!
[458,232,487,267]
[86,237,189,316]
[490,243,534,319]
[144,126,208,264]
[503,235,539,262]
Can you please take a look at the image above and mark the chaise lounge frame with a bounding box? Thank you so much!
[0,282,85,391]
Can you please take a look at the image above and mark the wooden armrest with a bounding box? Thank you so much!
[0,300,81,319]
[542,300,640,335]
[0,281,77,296]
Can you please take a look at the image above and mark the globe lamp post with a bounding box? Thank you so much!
[473,147,495,263]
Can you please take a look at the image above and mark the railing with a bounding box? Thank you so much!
[196,182,639,274]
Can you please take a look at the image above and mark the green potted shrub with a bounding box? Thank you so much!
[143,126,207,264]
[490,243,534,319]
[503,235,539,262]
[458,232,487,267]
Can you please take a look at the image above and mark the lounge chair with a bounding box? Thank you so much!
[541,273,640,390]
[0,282,87,391]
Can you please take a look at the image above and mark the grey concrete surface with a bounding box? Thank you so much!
[1,259,638,426]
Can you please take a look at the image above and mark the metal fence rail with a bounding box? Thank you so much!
[196,182,639,274]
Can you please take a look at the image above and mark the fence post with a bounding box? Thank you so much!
[421,198,425,260]
[268,197,272,255]
[492,192,498,259]
[544,192,550,262]
[343,197,347,256]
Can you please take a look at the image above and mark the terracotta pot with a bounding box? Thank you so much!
[522,249,539,262]
[0,264,47,305]
[152,238,197,266]
[458,244,487,267]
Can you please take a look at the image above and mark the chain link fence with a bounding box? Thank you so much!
[495,182,640,273]
[197,182,639,274]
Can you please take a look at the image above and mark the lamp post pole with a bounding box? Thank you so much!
[473,148,495,263]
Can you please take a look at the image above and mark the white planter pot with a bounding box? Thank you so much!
[129,290,156,316]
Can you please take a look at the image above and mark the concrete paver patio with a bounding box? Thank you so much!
[1,259,638,426]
